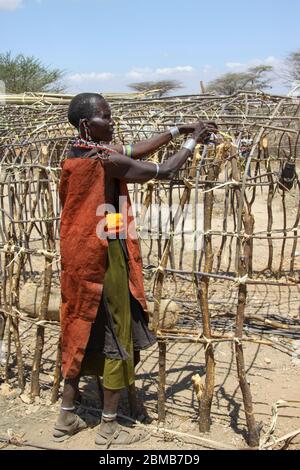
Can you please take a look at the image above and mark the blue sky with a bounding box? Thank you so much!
[0,0,299,94]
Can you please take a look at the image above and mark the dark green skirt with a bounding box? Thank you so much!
[80,239,134,390]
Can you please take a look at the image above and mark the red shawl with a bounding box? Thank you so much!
[59,157,147,378]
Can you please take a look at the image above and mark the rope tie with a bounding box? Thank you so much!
[5,247,26,268]
[154,265,165,275]
[235,275,248,286]
[203,335,213,352]
[201,179,240,194]
[230,275,249,292]
[36,249,59,259]
[234,337,242,346]
[183,178,194,189]
[193,229,204,239]
[195,331,203,343]
[243,234,252,241]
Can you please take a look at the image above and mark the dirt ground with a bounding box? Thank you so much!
[0,333,300,451]
[1,176,300,451]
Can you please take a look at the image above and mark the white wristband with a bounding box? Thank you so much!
[169,126,180,139]
[182,138,197,152]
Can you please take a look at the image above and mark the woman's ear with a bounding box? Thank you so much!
[79,118,91,141]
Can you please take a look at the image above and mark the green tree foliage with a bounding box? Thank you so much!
[206,65,273,95]
[127,80,183,97]
[0,52,65,93]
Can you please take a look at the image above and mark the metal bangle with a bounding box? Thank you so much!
[182,138,197,152]
[153,162,160,179]
[169,126,180,139]
[102,412,118,422]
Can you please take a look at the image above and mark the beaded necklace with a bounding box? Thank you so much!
[72,137,117,158]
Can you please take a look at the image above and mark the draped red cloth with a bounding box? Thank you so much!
[59,157,147,379]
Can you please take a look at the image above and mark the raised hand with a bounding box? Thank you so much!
[179,121,218,139]
[192,121,218,144]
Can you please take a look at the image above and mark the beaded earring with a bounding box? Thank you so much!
[79,119,91,141]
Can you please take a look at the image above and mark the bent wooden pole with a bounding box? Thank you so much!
[198,145,224,432]
[153,145,201,423]
[234,168,260,447]
[235,254,260,447]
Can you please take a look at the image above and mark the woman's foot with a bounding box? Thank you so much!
[53,410,87,442]
[95,420,149,448]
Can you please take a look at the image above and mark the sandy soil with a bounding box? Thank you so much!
[1,173,300,451]
[0,339,300,451]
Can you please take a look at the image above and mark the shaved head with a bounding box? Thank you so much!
[68,93,106,128]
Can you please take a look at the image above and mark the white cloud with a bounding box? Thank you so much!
[65,58,288,95]
[265,56,281,67]
[125,68,152,80]
[155,66,194,75]
[126,71,143,80]
[0,0,23,10]
[125,65,195,81]
[225,56,282,72]
[66,66,197,94]
[226,62,244,69]
[68,72,115,82]
[223,56,286,93]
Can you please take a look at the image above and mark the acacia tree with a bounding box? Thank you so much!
[206,65,273,95]
[128,80,183,97]
[0,52,65,93]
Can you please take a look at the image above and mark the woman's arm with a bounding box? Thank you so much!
[111,124,210,159]
[104,123,217,183]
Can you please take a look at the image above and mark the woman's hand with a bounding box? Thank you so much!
[178,121,217,137]
[191,121,218,144]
